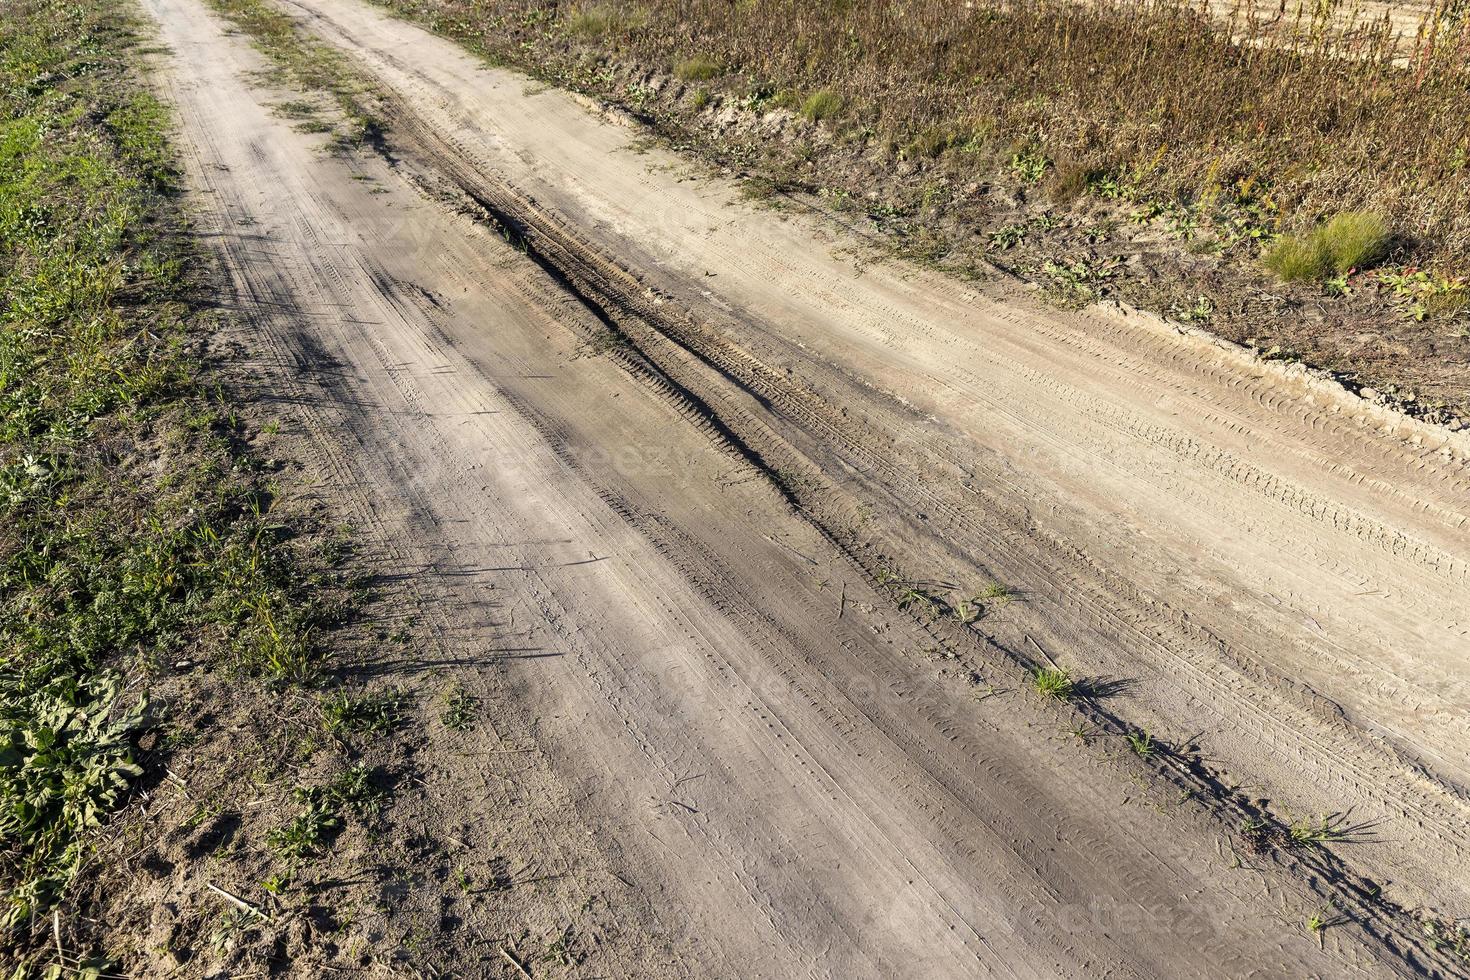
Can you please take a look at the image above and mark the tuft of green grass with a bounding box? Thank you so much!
[1321,211,1392,272]
[566,3,646,38]
[1031,667,1073,701]
[800,89,843,123]
[902,122,981,160]
[1265,211,1391,282]
[675,54,720,81]
[1263,233,1332,282]
[1288,813,1349,847]
[978,582,1011,602]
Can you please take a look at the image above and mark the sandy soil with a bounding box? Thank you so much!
[140,0,1470,972]
[1205,0,1438,48]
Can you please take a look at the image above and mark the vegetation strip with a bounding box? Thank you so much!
[0,0,358,969]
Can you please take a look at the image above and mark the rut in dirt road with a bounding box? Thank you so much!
[142,0,1470,974]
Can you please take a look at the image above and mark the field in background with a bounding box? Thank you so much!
[385,0,1470,265]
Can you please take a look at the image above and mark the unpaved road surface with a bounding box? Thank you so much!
[144,0,1470,973]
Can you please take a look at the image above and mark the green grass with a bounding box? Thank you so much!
[1321,212,1393,273]
[0,0,339,935]
[1031,667,1073,701]
[800,89,842,122]
[1264,211,1392,282]
[675,54,720,82]
[1288,813,1349,847]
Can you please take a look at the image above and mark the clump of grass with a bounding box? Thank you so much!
[769,88,801,111]
[800,89,842,123]
[566,2,645,38]
[1031,667,1073,701]
[1322,212,1393,272]
[1264,211,1392,282]
[902,122,981,160]
[1047,161,1102,204]
[1263,234,1332,282]
[977,582,1011,602]
[675,54,720,81]
[895,586,942,618]
[1288,813,1349,847]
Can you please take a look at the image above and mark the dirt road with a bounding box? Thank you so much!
[141,0,1470,972]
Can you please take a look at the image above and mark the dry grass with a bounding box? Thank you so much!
[382,0,1470,268]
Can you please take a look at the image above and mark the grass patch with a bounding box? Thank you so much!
[566,2,646,38]
[1264,211,1392,282]
[204,0,381,145]
[0,0,343,941]
[800,89,842,123]
[1031,667,1073,701]
[675,54,720,82]
[1288,813,1350,847]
